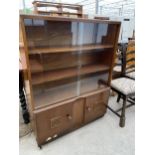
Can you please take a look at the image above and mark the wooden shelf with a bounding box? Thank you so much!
[34,75,108,109]
[38,10,82,15]
[29,44,113,55]
[31,64,109,85]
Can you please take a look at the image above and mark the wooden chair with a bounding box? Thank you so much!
[125,40,135,80]
[106,41,135,127]
[112,43,127,79]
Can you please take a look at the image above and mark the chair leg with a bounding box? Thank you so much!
[119,96,127,127]
[117,94,121,103]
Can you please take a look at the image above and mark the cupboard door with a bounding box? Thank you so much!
[34,102,73,145]
[84,88,110,123]
[34,98,85,145]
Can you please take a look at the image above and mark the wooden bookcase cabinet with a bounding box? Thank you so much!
[20,14,121,147]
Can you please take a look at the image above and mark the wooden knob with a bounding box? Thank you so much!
[87,107,91,112]
[66,114,72,120]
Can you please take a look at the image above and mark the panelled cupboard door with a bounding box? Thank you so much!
[33,88,110,145]
[34,99,84,145]
[84,88,110,123]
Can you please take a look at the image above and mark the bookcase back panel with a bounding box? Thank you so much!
[25,20,72,47]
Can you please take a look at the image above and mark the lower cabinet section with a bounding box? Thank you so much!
[33,87,110,146]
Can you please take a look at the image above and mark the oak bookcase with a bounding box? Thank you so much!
[20,13,121,147]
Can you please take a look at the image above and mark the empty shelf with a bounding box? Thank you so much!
[31,64,109,85]
[29,44,114,54]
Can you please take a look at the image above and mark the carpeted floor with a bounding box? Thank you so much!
[19,96,135,155]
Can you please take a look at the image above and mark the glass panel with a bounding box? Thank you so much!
[24,19,79,108]
[24,18,111,108]
[76,22,110,95]
[78,50,110,95]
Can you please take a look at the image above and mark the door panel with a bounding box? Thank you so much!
[34,102,73,145]
[84,88,110,123]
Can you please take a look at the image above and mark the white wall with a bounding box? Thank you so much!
[110,17,135,43]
